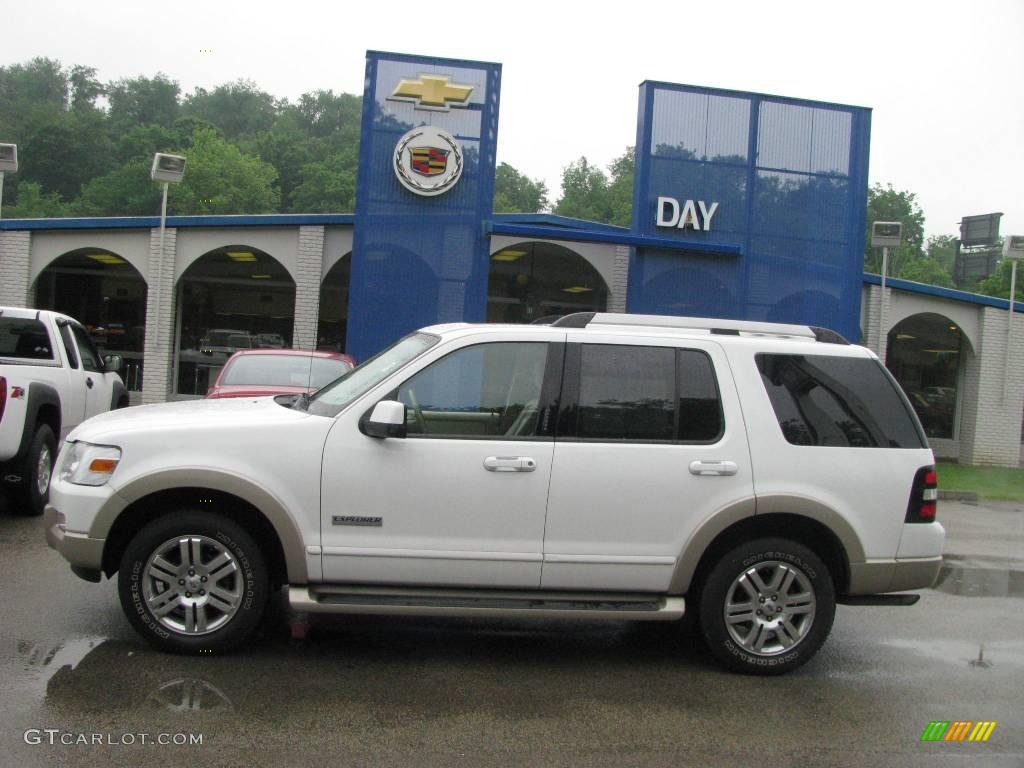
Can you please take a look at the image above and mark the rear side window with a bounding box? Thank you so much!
[569,344,723,443]
[0,318,54,360]
[756,354,925,448]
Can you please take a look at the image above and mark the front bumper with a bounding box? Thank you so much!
[44,503,106,581]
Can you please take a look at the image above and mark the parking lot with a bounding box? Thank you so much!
[1,496,1021,767]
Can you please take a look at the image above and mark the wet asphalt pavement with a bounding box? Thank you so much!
[1,496,1022,767]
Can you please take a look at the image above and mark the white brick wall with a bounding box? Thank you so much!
[609,245,629,313]
[141,227,177,404]
[292,226,325,350]
[959,307,1024,466]
[0,230,32,306]
[862,283,891,359]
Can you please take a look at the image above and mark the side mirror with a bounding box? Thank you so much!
[364,400,407,439]
[104,354,124,373]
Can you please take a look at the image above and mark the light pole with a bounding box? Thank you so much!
[871,221,903,357]
[149,153,186,352]
[1002,235,1024,402]
[0,143,18,219]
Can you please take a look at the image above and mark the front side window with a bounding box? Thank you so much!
[71,324,102,372]
[756,353,926,448]
[397,342,549,438]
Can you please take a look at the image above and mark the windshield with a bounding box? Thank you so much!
[221,354,352,389]
[306,332,438,417]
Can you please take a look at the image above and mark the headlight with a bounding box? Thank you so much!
[58,442,122,486]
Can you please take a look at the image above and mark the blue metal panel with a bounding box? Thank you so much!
[629,81,872,340]
[346,51,501,361]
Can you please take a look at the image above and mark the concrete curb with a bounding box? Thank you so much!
[939,490,979,502]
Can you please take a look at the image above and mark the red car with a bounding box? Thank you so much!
[205,349,356,399]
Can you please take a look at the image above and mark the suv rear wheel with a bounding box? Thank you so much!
[118,511,269,653]
[698,537,835,675]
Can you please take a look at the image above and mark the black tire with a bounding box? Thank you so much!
[698,537,835,675]
[118,511,269,654]
[13,424,57,517]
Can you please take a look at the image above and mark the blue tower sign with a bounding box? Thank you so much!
[346,51,502,361]
[629,82,872,340]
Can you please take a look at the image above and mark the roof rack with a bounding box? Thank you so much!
[550,312,849,344]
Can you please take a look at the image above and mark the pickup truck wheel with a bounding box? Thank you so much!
[118,512,268,654]
[698,538,835,676]
[13,424,56,517]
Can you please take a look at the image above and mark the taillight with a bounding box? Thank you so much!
[0,376,6,423]
[906,465,938,523]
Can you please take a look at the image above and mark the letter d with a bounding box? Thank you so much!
[656,197,680,227]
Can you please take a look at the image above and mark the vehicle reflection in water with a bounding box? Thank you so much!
[42,639,239,718]
[18,636,106,700]
[146,677,235,714]
[932,561,1024,598]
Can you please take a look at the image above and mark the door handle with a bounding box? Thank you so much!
[483,456,537,472]
[85,377,94,389]
[689,460,738,476]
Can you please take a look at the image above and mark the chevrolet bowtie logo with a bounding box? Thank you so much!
[389,75,474,110]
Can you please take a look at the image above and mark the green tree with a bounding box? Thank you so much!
[0,57,68,140]
[605,147,634,227]
[2,180,69,218]
[294,90,361,141]
[864,183,925,275]
[976,247,1022,301]
[106,74,180,130]
[493,162,548,213]
[169,127,279,215]
[899,256,955,287]
[75,158,161,216]
[68,65,103,112]
[183,80,278,139]
[925,234,958,273]
[21,110,113,200]
[554,157,613,223]
[290,152,357,213]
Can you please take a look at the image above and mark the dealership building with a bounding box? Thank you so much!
[1,51,1022,465]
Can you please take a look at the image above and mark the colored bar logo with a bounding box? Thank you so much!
[921,721,997,742]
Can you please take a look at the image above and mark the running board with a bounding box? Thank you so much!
[289,585,685,621]
[838,593,921,606]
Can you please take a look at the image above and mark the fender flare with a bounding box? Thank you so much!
[94,467,309,583]
[14,382,62,460]
[668,494,865,594]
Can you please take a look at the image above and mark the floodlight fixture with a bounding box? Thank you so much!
[151,153,186,183]
[871,221,903,249]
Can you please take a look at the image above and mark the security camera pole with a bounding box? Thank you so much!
[150,153,186,351]
[871,221,903,356]
[1002,235,1024,402]
[0,143,19,219]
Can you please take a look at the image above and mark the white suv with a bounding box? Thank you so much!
[44,313,944,674]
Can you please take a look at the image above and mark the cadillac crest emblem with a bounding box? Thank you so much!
[393,126,463,197]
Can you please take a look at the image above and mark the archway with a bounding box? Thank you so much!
[33,248,148,390]
[487,242,609,323]
[886,313,970,440]
[318,254,351,352]
[175,245,296,396]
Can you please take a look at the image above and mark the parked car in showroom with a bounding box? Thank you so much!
[44,312,943,674]
[1,307,126,515]
[204,349,356,399]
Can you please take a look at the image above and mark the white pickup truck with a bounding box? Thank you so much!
[1,307,127,515]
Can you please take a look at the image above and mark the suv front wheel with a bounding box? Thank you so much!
[118,511,269,653]
[698,538,835,675]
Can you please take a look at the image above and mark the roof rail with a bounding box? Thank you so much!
[550,312,849,343]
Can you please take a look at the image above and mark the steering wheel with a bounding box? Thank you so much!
[406,388,427,434]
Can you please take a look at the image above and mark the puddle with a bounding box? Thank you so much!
[931,563,1024,598]
[17,636,107,700]
[146,678,235,714]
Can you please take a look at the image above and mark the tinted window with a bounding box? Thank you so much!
[0,318,54,360]
[756,354,925,448]
[577,345,675,441]
[398,342,548,438]
[678,350,723,441]
[71,324,102,372]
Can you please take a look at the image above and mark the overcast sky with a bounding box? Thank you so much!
[4,0,1021,240]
